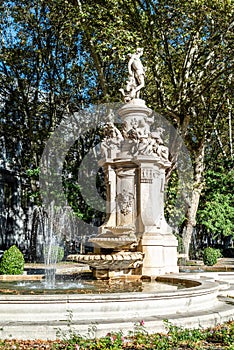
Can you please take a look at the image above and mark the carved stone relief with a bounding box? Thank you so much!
[100,122,123,159]
[100,113,170,164]
[121,118,170,162]
[116,189,134,216]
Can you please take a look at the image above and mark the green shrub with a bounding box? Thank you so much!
[0,245,24,275]
[215,248,222,259]
[203,247,222,266]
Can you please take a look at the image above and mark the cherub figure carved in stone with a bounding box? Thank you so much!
[119,75,136,102]
[100,122,123,159]
[151,127,169,161]
[119,48,146,102]
[135,118,150,155]
[126,118,152,156]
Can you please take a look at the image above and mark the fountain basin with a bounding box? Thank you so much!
[1,275,232,340]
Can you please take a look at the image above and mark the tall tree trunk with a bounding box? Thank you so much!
[182,142,205,258]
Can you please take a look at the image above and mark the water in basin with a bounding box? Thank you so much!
[0,276,187,295]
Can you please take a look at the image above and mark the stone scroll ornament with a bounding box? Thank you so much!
[116,189,134,216]
[119,48,145,102]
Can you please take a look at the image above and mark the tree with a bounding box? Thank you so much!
[67,0,234,256]
[197,160,234,247]
[0,0,96,197]
[1,0,233,258]
[0,0,104,256]
[196,77,234,251]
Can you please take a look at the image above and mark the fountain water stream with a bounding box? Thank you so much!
[44,235,58,289]
[32,202,72,289]
[35,202,61,288]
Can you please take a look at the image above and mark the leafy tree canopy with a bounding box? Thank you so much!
[0,0,233,252]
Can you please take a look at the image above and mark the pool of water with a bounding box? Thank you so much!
[0,277,187,295]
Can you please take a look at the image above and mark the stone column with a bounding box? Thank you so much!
[118,100,178,276]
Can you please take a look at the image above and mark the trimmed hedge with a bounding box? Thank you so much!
[0,245,24,275]
[203,247,222,266]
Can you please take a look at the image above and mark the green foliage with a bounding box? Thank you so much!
[204,322,234,347]
[63,133,106,224]
[0,245,24,275]
[165,170,187,230]
[1,319,234,348]
[57,246,64,263]
[52,320,234,349]
[197,160,234,241]
[164,319,206,346]
[203,247,222,266]
[1,0,234,249]
[174,234,184,254]
[198,193,234,236]
[26,168,40,177]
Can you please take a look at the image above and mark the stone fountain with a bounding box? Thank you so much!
[68,48,178,278]
[1,49,234,341]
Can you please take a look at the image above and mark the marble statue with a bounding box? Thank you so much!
[119,48,145,102]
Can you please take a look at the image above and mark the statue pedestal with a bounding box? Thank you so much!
[135,155,179,276]
[140,233,179,276]
[93,100,178,277]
